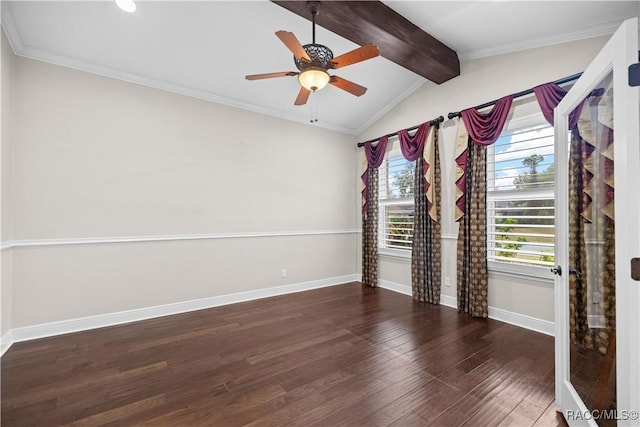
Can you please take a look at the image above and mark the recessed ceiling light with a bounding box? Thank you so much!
[116,0,136,13]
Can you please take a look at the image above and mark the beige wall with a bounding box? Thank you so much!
[2,30,615,334]
[2,31,14,337]
[358,36,610,323]
[6,51,358,328]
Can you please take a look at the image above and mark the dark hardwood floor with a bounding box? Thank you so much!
[1,282,568,426]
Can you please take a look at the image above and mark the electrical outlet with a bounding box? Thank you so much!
[281,269,287,278]
[444,277,451,287]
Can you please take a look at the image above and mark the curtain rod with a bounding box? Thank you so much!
[449,51,640,119]
[447,72,583,120]
[356,115,444,147]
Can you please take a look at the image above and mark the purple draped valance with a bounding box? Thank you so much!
[398,121,437,220]
[361,136,389,217]
[454,95,513,221]
[533,82,583,130]
[398,122,431,161]
[363,136,389,168]
[460,95,514,146]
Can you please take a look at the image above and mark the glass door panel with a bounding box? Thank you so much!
[567,72,616,426]
[554,17,639,427]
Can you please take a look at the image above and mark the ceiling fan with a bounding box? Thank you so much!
[245,1,379,106]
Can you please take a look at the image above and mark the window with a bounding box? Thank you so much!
[487,121,555,269]
[378,147,414,253]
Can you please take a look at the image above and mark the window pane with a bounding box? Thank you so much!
[491,125,554,191]
[488,123,555,268]
[384,205,414,249]
[488,197,555,267]
[379,152,415,251]
[381,155,415,199]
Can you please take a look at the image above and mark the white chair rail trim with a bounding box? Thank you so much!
[0,229,360,250]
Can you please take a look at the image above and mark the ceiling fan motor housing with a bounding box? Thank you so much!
[295,44,334,71]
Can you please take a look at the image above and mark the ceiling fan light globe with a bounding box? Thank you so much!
[298,68,330,92]
[116,0,136,12]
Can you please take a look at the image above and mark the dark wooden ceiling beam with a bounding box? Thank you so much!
[271,1,460,84]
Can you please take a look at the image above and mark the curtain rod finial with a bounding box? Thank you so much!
[431,116,444,128]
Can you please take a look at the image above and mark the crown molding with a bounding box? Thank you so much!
[1,9,358,136]
[459,19,620,62]
[353,78,426,136]
[13,44,359,135]
[1,6,22,53]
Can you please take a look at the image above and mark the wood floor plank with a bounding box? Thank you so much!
[1,282,563,426]
[388,410,431,426]
[310,372,433,426]
[70,394,166,426]
[533,401,569,427]
[361,378,464,426]
[434,348,551,425]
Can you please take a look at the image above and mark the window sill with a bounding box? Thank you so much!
[376,252,554,284]
[378,248,411,260]
[488,261,554,285]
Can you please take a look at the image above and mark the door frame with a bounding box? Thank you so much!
[554,17,639,426]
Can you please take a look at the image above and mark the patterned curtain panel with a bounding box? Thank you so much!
[455,96,513,318]
[568,129,590,346]
[362,165,379,287]
[411,128,441,303]
[361,137,389,288]
[456,139,488,317]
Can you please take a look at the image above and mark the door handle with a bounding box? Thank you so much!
[632,258,640,281]
[551,266,581,277]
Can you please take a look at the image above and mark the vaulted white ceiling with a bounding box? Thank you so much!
[2,1,638,134]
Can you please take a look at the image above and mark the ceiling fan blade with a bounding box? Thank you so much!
[329,76,367,97]
[294,87,311,106]
[275,30,311,61]
[245,71,298,80]
[329,44,379,69]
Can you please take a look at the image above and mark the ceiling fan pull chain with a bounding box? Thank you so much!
[309,95,319,123]
[314,97,319,123]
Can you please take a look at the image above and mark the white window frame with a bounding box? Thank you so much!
[487,113,555,281]
[378,141,413,259]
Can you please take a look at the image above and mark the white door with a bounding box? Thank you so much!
[554,17,639,426]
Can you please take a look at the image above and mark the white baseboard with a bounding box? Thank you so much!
[488,306,555,336]
[440,294,458,309]
[378,279,412,296]
[3,274,359,353]
[1,330,13,357]
[380,280,555,337]
[1,274,554,357]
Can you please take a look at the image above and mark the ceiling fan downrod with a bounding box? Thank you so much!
[307,1,320,44]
